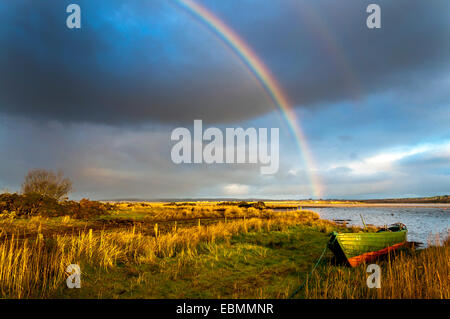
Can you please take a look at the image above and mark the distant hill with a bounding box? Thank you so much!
[100,197,305,203]
[101,195,450,204]
[359,195,450,204]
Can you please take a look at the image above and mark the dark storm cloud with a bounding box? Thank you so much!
[218,0,450,106]
[0,0,270,125]
[0,0,449,125]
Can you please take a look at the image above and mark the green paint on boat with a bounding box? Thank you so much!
[328,223,408,264]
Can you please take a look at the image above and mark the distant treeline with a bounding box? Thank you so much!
[360,195,450,204]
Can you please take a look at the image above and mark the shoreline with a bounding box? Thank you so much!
[290,203,450,209]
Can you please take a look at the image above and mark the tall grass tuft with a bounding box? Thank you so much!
[301,234,449,299]
[0,210,318,298]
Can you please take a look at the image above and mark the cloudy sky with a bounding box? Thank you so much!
[0,0,449,200]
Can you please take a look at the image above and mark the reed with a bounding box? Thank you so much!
[0,210,319,298]
[3,202,445,299]
[301,234,449,299]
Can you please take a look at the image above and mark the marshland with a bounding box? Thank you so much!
[0,196,448,299]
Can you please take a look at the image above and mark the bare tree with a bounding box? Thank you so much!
[21,169,73,200]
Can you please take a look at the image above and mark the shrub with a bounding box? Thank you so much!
[0,193,114,219]
[237,201,252,208]
[62,199,115,219]
[236,201,266,210]
[0,193,62,217]
[21,169,73,200]
[253,201,266,210]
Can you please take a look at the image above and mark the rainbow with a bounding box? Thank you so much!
[293,1,360,101]
[173,0,323,198]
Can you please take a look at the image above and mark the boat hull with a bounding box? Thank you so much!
[328,230,407,267]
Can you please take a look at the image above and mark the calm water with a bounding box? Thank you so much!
[312,207,449,247]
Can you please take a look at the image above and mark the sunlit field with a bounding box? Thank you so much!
[0,200,447,299]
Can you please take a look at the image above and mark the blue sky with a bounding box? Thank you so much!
[0,0,449,199]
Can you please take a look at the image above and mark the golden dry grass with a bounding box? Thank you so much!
[302,235,449,299]
[1,201,447,299]
[0,210,321,298]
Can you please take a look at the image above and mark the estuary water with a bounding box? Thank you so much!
[312,206,449,247]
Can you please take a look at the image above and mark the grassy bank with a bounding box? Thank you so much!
[302,236,449,299]
[0,202,447,299]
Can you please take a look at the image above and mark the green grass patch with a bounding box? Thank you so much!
[50,225,335,299]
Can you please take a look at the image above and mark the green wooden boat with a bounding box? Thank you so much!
[328,223,408,267]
